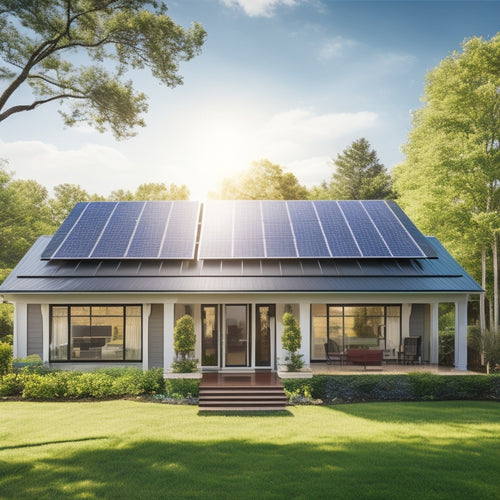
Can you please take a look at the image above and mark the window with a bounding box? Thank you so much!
[50,305,142,362]
[311,304,401,360]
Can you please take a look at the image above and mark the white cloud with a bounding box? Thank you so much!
[0,140,134,195]
[318,36,357,60]
[220,0,297,17]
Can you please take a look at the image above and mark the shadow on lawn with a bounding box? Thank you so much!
[323,401,500,425]
[0,436,108,452]
[0,433,498,499]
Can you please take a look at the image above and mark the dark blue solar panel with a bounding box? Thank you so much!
[232,201,264,258]
[91,202,144,258]
[54,203,117,259]
[198,202,233,258]
[262,201,297,257]
[160,201,199,258]
[41,202,88,259]
[361,201,424,257]
[338,201,391,257]
[126,201,172,258]
[288,202,330,257]
[314,201,361,257]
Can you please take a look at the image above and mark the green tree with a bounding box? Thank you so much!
[323,138,392,200]
[49,183,91,224]
[134,182,190,200]
[214,159,308,200]
[0,1,206,139]
[393,34,500,333]
[172,314,197,373]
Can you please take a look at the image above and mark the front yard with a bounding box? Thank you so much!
[1,400,499,499]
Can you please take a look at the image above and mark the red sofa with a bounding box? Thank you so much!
[346,349,383,369]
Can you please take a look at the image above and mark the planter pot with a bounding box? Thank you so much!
[278,366,313,379]
[163,371,202,379]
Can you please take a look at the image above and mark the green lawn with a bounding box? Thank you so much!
[1,401,499,499]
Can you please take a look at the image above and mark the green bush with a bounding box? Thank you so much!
[0,342,13,375]
[281,312,304,371]
[164,378,200,398]
[0,372,23,396]
[0,302,13,338]
[439,330,455,366]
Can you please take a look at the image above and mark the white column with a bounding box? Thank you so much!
[299,302,310,368]
[401,303,412,339]
[142,304,151,371]
[454,297,468,371]
[41,305,50,363]
[429,302,439,364]
[13,302,27,359]
[163,302,175,373]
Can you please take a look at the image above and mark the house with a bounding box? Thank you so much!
[0,200,482,373]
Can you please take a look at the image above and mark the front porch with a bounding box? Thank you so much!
[310,362,480,375]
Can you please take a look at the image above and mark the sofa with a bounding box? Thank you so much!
[346,349,383,369]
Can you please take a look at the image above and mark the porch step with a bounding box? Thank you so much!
[199,373,288,412]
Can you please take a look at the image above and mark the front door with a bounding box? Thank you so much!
[224,305,249,367]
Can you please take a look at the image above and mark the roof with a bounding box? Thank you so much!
[0,235,482,294]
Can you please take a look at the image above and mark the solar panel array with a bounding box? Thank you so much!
[42,200,435,261]
[198,200,435,259]
[41,201,200,260]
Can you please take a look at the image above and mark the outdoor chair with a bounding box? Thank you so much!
[399,336,422,365]
[324,340,345,365]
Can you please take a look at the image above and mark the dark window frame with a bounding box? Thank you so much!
[49,304,143,363]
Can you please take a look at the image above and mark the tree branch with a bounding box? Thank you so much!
[0,93,86,122]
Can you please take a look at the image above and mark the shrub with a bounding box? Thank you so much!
[0,342,13,375]
[141,367,165,394]
[0,372,23,396]
[281,312,304,371]
[439,330,455,366]
[483,330,500,371]
[173,315,197,373]
[0,302,13,338]
[164,378,200,398]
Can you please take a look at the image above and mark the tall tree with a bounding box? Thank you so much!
[109,182,190,200]
[326,138,392,200]
[0,1,206,139]
[49,183,91,224]
[214,159,308,200]
[393,34,500,332]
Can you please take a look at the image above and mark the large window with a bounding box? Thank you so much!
[311,304,401,360]
[50,305,142,362]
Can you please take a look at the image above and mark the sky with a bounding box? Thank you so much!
[1,0,500,200]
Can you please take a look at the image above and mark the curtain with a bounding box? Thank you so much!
[51,315,68,360]
[125,316,142,360]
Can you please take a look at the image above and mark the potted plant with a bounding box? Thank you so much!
[281,312,304,372]
[171,314,198,373]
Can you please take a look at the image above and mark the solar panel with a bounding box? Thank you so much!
[53,203,117,259]
[44,201,200,260]
[41,202,88,259]
[91,202,144,258]
[233,201,265,258]
[337,201,391,257]
[288,201,330,257]
[262,201,297,258]
[198,201,233,258]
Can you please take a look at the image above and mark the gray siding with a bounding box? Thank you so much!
[148,304,164,369]
[27,304,43,357]
[410,304,425,337]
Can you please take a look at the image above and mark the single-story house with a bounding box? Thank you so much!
[0,200,482,372]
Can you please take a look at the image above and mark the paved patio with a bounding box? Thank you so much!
[311,362,481,375]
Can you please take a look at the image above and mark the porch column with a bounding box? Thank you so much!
[163,302,175,372]
[13,302,27,359]
[41,305,50,363]
[429,302,439,364]
[299,303,310,368]
[454,296,468,371]
[142,304,151,371]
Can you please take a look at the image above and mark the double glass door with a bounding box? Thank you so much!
[201,304,274,368]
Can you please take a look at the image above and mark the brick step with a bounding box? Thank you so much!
[200,389,285,395]
[199,400,287,407]
[200,394,287,400]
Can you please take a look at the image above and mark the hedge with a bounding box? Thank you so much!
[1,370,499,402]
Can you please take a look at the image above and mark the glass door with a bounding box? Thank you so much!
[255,305,275,367]
[224,305,249,367]
[201,305,218,367]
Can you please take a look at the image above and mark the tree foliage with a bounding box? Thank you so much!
[109,182,190,201]
[393,34,500,331]
[319,138,392,200]
[214,159,308,200]
[0,1,206,138]
[281,311,304,371]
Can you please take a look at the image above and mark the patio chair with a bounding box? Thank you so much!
[399,336,422,365]
[324,340,345,365]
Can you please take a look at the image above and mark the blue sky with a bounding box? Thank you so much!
[1,0,499,199]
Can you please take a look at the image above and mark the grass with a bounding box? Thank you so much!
[1,401,499,499]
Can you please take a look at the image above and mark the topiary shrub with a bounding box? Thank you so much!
[281,312,304,371]
[172,314,198,373]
